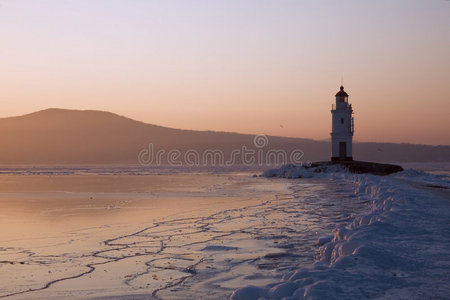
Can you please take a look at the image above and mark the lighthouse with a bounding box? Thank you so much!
[331,86,354,161]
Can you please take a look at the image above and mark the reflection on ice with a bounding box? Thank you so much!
[0,172,365,299]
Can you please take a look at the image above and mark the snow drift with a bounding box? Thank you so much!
[231,165,450,299]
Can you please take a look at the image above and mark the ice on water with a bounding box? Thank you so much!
[0,170,360,299]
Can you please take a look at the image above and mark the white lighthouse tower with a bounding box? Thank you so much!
[331,86,354,161]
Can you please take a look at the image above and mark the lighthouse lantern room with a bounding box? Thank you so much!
[331,86,354,161]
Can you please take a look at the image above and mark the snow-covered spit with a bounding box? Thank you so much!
[231,164,450,300]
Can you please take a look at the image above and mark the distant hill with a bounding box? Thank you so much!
[0,108,448,165]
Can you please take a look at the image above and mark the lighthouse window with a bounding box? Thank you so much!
[341,118,344,124]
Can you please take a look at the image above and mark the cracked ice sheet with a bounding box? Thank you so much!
[0,172,290,299]
[0,172,363,299]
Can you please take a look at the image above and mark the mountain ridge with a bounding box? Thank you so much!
[0,108,448,164]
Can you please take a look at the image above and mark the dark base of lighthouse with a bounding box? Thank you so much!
[331,156,353,162]
[311,160,403,176]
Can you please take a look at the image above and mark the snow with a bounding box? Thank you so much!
[262,164,346,179]
[231,164,450,299]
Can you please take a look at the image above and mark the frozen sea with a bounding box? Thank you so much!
[0,163,449,299]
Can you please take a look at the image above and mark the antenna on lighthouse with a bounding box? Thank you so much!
[341,76,344,87]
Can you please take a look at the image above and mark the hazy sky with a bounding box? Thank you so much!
[0,0,449,145]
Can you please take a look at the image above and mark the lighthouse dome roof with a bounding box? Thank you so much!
[335,86,349,97]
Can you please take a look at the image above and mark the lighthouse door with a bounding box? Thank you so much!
[339,142,347,159]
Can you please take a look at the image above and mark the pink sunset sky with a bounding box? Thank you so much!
[0,0,449,145]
